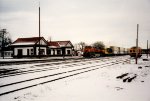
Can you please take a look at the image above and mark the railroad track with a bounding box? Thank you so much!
[0,57,129,96]
[0,57,110,78]
[0,57,86,66]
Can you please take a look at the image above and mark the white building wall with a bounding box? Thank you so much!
[50,49,62,55]
[66,43,71,47]
[37,40,47,45]
[65,48,72,55]
[55,49,57,55]
[36,47,47,55]
[50,49,54,55]
[14,47,33,56]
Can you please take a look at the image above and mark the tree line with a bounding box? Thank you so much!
[74,41,105,51]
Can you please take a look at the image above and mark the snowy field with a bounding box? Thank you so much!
[0,55,150,101]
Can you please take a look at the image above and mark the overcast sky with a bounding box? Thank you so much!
[0,0,150,48]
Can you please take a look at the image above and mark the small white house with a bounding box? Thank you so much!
[11,37,48,58]
[47,41,74,56]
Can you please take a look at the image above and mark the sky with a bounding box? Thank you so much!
[0,0,150,48]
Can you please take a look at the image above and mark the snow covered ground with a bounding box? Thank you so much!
[0,56,80,62]
[0,55,150,101]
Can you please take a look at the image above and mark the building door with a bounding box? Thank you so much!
[67,50,71,55]
[17,49,22,58]
[62,47,65,56]
[27,49,29,56]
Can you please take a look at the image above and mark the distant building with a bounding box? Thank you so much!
[47,41,74,56]
[11,37,48,58]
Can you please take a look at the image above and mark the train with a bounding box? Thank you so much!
[129,46,142,57]
[83,46,129,57]
[83,45,143,58]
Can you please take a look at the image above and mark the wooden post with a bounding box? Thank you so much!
[149,44,150,56]
[135,24,139,64]
[147,40,149,58]
[39,2,41,58]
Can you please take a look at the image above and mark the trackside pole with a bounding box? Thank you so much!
[38,2,41,58]
[135,24,139,64]
[149,44,150,56]
[147,40,148,58]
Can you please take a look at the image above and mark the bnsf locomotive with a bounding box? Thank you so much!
[83,46,105,57]
[129,46,142,57]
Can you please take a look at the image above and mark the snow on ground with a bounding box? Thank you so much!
[0,56,80,62]
[0,55,150,101]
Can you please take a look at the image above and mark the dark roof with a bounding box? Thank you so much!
[48,41,73,47]
[13,37,44,44]
[48,41,60,47]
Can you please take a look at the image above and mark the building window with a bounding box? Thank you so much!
[31,49,34,55]
[5,52,7,56]
[57,50,61,55]
[53,49,55,55]
[47,49,51,55]
[39,49,45,55]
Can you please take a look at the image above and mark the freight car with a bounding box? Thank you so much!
[105,46,128,56]
[129,46,142,57]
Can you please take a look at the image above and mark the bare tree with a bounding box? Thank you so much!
[0,29,12,47]
[0,29,12,58]
[73,43,79,50]
[78,42,86,51]
[92,41,105,49]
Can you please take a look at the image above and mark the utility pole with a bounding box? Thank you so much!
[147,40,149,58]
[0,29,6,59]
[149,44,150,56]
[38,2,41,58]
[135,24,139,64]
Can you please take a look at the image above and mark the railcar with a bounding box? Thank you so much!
[129,46,142,57]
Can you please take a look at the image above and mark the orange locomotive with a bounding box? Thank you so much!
[83,46,105,57]
[129,46,142,57]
